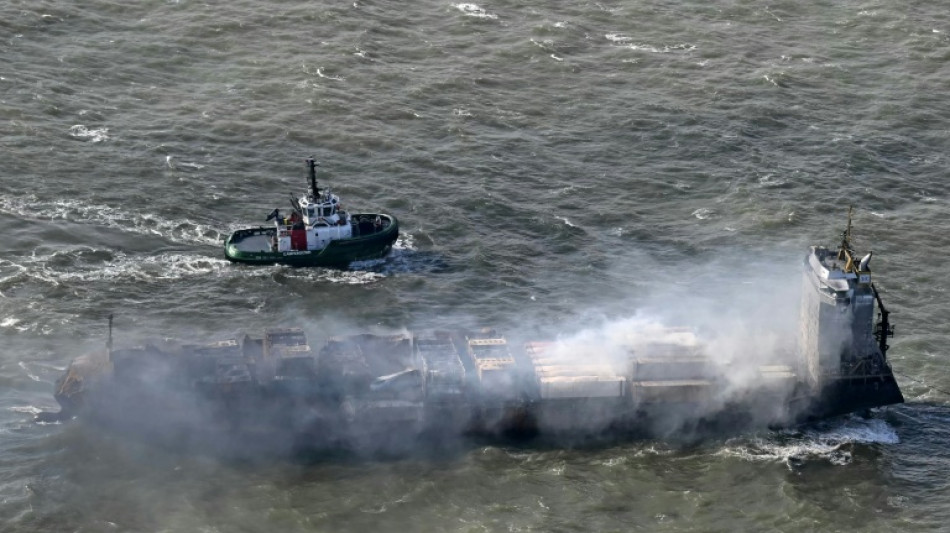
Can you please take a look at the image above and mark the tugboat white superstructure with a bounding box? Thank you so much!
[224,158,398,267]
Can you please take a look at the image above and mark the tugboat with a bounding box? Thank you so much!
[224,158,399,267]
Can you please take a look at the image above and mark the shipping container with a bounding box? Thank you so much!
[539,375,625,399]
[631,380,713,403]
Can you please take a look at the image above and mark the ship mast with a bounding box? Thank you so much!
[836,207,894,359]
[837,205,855,271]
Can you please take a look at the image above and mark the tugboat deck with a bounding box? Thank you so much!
[231,232,273,253]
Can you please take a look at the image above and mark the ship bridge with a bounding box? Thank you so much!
[798,210,900,416]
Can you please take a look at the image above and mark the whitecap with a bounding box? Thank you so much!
[631,44,661,53]
[315,68,345,81]
[68,124,109,142]
[805,417,899,445]
[692,207,713,220]
[278,265,386,285]
[166,156,204,170]
[757,174,788,188]
[324,270,386,284]
[9,405,44,416]
[717,417,899,469]
[393,233,416,251]
[631,444,674,457]
[55,253,232,282]
[2,250,233,287]
[530,38,555,52]
[617,41,697,54]
[555,215,576,227]
[455,3,497,19]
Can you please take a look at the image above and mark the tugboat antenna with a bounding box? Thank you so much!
[306,157,320,200]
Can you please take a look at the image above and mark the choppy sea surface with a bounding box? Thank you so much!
[3,1,950,531]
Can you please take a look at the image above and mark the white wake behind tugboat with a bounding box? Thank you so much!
[224,158,398,267]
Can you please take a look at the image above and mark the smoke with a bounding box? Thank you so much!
[512,251,807,440]
[45,250,819,458]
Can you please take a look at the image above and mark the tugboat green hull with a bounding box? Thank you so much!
[224,213,398,267]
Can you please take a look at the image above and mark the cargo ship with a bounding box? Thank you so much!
[223,158,399,267]
[44,212,903,453]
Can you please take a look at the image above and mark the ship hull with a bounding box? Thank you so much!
[42,329,905,457]
[56,377,905,457]
[803,375,905,421]
[224,213,398,267]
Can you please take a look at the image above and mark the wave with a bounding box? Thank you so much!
[717,416,899,468]
[277,267,387,285]
[604,35,697,54]
[455,3,497,19]
[8,405,44,416]
[555,215,577,228]
[0,249,232,288]
[0,193,224,246]
[68,125,110,143]
[17,362,41,383]
[348,233,450,276]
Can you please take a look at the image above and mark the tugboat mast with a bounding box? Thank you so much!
[306,158,320,201]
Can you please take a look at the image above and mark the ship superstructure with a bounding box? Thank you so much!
[798,209,903,417]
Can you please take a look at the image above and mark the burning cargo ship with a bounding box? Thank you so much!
[43,214,903,453]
